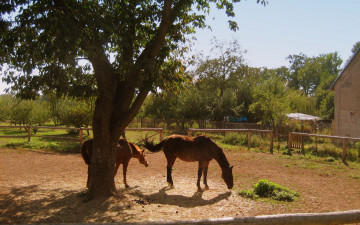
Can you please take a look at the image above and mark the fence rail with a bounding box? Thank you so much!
[0,126,163,145]
[104,210,360,225]
[187,128,274,153]
[289,132,360,164]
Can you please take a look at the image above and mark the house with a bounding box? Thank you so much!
[330,48,360,137]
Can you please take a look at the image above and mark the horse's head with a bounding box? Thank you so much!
[222,165,234,189]
[138,149,149,167]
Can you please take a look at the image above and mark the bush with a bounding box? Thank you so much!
[240,179,300,202]
[221,133,247,146]
[4,141,46,149]
[239,190,258,200]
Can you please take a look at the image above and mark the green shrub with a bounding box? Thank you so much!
[4,141,46,149]
[221,133,247,146]
[239,190,258,200]
[2,141,79,153]
[240,179,300,202]
[325,156,336,162]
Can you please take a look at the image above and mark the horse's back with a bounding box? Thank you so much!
[163,135,219,161]
[116,139,132,164]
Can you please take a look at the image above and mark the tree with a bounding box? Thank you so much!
[58,97,95,130]
[192,39,247,121]
[286,53,307,91]
[351,41,360,54]
[0,0,268,198]
[249,75,290,128]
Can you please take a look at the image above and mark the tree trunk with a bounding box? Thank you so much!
[88,139,117,197]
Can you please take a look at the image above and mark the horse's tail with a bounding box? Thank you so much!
[144,139,165,152]
[81,139,93,165]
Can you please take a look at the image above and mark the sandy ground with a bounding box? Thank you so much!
[1,148,360,224]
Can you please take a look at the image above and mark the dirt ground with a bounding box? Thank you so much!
[1,147,360,224]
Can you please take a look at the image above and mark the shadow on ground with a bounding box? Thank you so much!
[0,185,135,224]
[129,187,232,208]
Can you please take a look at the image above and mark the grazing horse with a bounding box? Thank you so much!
[81,138,148,188]
[144,134,233,192]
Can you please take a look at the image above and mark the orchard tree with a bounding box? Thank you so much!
[0,0,267,198]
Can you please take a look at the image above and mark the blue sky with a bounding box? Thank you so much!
[191,0,360,68]
[1,0,359,93]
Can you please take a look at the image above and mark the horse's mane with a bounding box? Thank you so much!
[215,146,230,168]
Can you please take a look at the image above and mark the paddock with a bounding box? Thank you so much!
[1,148,360,224]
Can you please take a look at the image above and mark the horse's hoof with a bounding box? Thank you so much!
[204,186,209,190]
[125,185,130,188]
[197,188,204,193]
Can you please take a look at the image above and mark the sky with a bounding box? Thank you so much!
[190,0,360,68]
[1,0,359,93]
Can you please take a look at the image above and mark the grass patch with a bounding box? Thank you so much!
[239,179,300,202]
[2,140,80,153]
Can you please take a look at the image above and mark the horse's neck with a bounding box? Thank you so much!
[129,143,141,157]
[214,149,230,170]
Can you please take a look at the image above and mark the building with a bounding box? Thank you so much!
[330,48,360,137]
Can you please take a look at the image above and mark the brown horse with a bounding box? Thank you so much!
[144,134,233,192]
[81,139,148,188]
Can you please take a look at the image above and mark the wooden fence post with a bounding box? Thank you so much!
[288,132,292,149]
[301,135,305,155]
[79,128,83,146]
[270,131,274,154]
[342,138,348,165]
[159,129,163,142]
[247,131,251,150]
[27,126,31,142]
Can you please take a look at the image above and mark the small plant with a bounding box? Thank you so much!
[325,156,336,162]
[239,189,258,200]
[239,179,300,202]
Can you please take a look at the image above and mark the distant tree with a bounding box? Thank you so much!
[249,76,290,128]
[0,94,13,121]
[192,39,247,121]
[351,41,360,54]
[286,53,307,90]
[8,99,50,133]
[345,41,360,63]
[59,97,95,131]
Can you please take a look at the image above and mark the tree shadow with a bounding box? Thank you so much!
[0,185,135,224]
[128,187,232,208]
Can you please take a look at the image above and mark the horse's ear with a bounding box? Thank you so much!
[230,165,233,170]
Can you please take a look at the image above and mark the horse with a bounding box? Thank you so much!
[81,138,148,188]
[144,134,233,192]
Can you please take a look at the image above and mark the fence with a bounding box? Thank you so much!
[129,118,270,131]
[289,132,360,164]
[187,128,274,154]
[104,210,360,225]
[0,126,163,145]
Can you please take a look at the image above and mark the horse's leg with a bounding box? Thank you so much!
[202,161,210,190]
[197,162,204,192]
[166,155,176,189]
[87,165,91,188]
[123,161,130,188]
[197,161,210,191]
